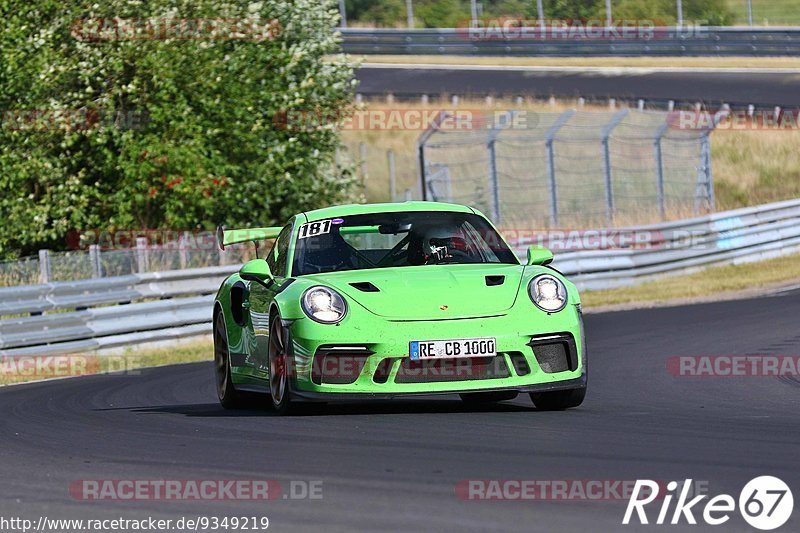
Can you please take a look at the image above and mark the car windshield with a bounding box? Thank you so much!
[291,211,518,276]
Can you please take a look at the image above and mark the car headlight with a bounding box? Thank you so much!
[301,286,347,324]
[528,274,568,313]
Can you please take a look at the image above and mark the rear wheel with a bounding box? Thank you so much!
[268,314,292,415]
[214,312,245,409]
[459,391,518,404]
[530,387,586,410]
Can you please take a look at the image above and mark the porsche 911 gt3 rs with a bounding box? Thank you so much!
[213,201,586,414]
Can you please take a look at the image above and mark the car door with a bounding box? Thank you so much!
[247,223,292,380]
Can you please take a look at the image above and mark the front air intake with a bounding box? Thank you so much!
[311,345,374,385]
[527,334,578,373]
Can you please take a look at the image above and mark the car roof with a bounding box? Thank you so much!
[300,201,476,222]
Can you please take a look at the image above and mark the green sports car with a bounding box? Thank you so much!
[213,201,586,414]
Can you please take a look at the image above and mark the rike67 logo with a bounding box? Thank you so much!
[623,477,793,530]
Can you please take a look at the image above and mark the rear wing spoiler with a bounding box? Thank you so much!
[216,226,282,250]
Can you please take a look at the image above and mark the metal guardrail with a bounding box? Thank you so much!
[0,266,236,356]
[340,27,800,56]
[2,198,799,356]
[512,198,800,290]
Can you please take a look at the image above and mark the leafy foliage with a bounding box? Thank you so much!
[0,0,357,258]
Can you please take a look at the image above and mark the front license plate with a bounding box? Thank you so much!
[409,338,497,360]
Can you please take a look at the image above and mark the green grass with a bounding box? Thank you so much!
[582,252,800,309]
[712,130,800,211]
[725,0,800,25]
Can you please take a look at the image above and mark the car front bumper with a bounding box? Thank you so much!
[286,303,586,397]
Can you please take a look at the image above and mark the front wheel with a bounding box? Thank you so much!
[530,387,586,410]
[268,314,292,415]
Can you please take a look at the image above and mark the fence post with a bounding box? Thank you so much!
[653,122,669,221]
[89,244,103,278]
[417,141,427,201]
[486,111,518,223]
[387,149,397,201]
[695,133,714,214]
[179,231,188,270]
[416,111,448,202]
[601,109,630,224]
[38,249,51,284]
[487,125,501,224]
[694,110,726,213]
[544,109,576,227]
[135,237,149,273]
[338,0,347,28]
[706,134,715,211]
[536,0,544,31]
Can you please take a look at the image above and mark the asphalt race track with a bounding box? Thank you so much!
[1,292,799,532]
[356,64,800,109]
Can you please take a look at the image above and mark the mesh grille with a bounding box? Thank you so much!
[531,343,570,373]
[311,348,371,385]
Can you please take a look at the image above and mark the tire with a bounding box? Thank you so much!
[268,313,292,415]
[529,387,586,410]
[459,391,518,404]
[214,311,246,409]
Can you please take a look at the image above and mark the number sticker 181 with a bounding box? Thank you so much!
[298,220,332,239]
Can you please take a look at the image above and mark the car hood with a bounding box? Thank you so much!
[308,264,525,320]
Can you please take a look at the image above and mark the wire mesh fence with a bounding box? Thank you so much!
[339,142,420,204]
[339,1,800,28]
[0,256,41,287]
[418,109,714,229]
[0,233,258,287]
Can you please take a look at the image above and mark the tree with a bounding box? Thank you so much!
[0,0,356,258]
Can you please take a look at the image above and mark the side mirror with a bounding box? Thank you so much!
[527,245,554,266]
[240,259,273,283]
